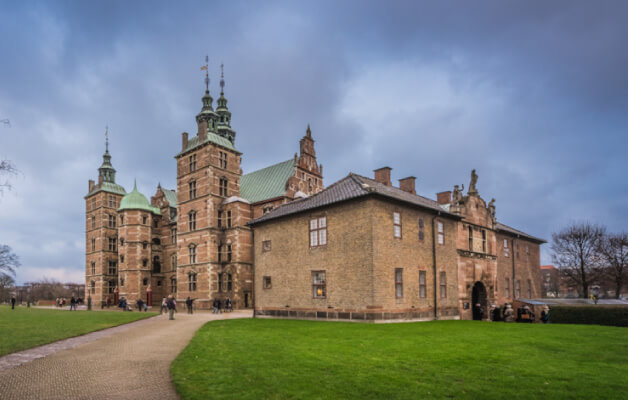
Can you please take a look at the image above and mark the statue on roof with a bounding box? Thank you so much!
[468,169,478,195]
[452,184,464,204]
[488,198,496,222]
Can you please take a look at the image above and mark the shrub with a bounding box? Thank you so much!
[549,306,628,327]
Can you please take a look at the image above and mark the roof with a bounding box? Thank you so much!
[249,173,461,225]
[540,265,556,270]
[85,181,126,198]
[496,222,546,243]
[118,182,161,215]
[240,159,295,203]
[176,131,239,157]
[162,189,177,208]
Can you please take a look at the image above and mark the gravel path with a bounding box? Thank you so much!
[0,310,252,400]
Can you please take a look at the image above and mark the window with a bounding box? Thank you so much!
[108,237,117,252]
[189,244,197,264]
[226,210,232,228]
[227,273,233,291]
[189,154,197,172]
[120,215,124,225]
[153,256,161,273]
[189,180,197,199]
[309,217,327,247]
[108,261,117,275]
[481,230,487,253]
[395,268,403,298]
[91,238,96,251]
[263,276,272,289]
[120,238,125,247]
[505,278,510,298]
[108,195,116,208]
[154,220,158,228]
[171,254,177,268]
[526,245,530,261]
[189,211,197,231]
[219,178,228,196]
[188,272,197,291]
[504,239,510,258]
[143,278,148,286]
[90,280,95,294]
[108,280,116,294]
[91,215,95,229]
[226,244,232,262]
[262,240,272,252]
[142,259,148,268]
[468,226,473,250]
[312,271,326,298]
[218,273,223,292]
[418,218,424,241]
[142,242,148,250]
[218,244,223,263]
[91,262,95,275]
[515,279,521,298]
[120,278,125,287]
[170,276,177,293]
[219,151,227,169]
[437,222,444,245]
[120,255,125,263]
[157,280,161,286]
[142,215,147,225]
[171,229,177,244]
[419,270,426,298]
[527,279,532,298]
[393,212,402,238]
[217,211,223,228]
[439,271,447,298]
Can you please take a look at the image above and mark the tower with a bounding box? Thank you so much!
[295,124,324,195]
[85,129,126,305]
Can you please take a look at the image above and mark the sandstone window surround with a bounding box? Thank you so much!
[504,239,510,257]
[108,260,117,275]
[263,276,272,289]
[189,154,197,172]
[309,217,327,247]
[312,271,326,299]
[171,228,177,244]
[189,180,197,200]
[526,245,530,261]
[170,276,177,293]
[393,212,402,238]
[217,210,223,228]
[188,272,197,291]
[226,244,232,262]
[91,215,95,229]
[108,195,116,208]
[120,278,125,287]
[227,210,232,228]
[219,151,228,169]
[120,215,124,225]
[142,215,147,225]
[189,211,197,231]
[419,270,427,298]
[395,268,403,298]
[142,241,148,250]
[515,279,521,298]
[262,240,272,252]
[171,254,177,268]
[505,277,510,298]
[91,262,95,275]
[108,280,116,294]
[437,221,445,245]
[418,218,424,241]
[120,255,125,263]
[439,271,447,298]
[142,259,148,268]
[481,230,487,253]
[219,177,228,197]
[189,244,197,264]
[120,238,125,246]
[108,237,117,252]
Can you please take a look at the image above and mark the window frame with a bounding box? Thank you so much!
[188,272,197,291]
[395,268,403,299]
[262,240,272,252]
[189,180,197,199]
[393,212,402,238]
[219,177,228,197]
[439,271,447,298]
[437,221,445,245]
[419,270,427,298]
[189,244,197,264]
[189,154,197,172]
[309,217,327,247]
[311,270,326,299]
[188,211,197,231]
[505,277,510,298]
[263,276,272,289]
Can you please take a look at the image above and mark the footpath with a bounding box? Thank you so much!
[0,310,252,400]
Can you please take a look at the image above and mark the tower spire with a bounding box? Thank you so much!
[105,125,109,152]
[220,63,225,95]
[203,55,209,92]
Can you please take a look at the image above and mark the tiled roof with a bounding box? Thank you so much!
[248,173,460,225]
[540,265,556,270]
[85,181,126,198]
[240,159,295,203]
[175,131,238,157]
[162,188,177,208]
[496,222,546,243]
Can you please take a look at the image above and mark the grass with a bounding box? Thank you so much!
[171,319,627,400]
[0,305,156,356]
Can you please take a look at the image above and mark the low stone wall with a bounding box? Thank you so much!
[255,307,459,323]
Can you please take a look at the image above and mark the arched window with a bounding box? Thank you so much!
[189,244,197,264]
[189,211,197,231]
[188,272,197,291]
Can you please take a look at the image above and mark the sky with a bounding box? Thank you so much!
[0,1,627,284]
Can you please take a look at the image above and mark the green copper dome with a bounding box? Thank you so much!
[118,180,161,215]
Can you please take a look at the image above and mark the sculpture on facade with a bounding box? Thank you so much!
[488,198,496,222]
[468,169,479,195]
[452,184,464,204]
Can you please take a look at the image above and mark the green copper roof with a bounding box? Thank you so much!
[85,181,126,198]
[241,159,295,203]
[163,188,177,208]
[176,131,238,157]
[118,181,161,215]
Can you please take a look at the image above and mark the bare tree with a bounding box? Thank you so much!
[0,274,15,303]
[0,159,18,194]
[0,244,19,280]
[551,222,605,299]
[598,232,628,299]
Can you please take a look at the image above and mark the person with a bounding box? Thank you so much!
[70,296,77,311]
[160,297,168,315]
[491,304,501,322]
[541,306,550,324]
[503,304,515,322]
[11,295,16,310]
[167,295,176,320]
[55,298,59,308]
[212,298,219,314]
[143,301,148,312]
[137,298,144,312]
[225,297,232,312]
[106,296,111,308]
[186,297,194,314]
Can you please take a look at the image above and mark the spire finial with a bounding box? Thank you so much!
[133,178,137,191]
[201,55,209,92]
[306,123,312,137]
[105,125,109,152]
[220,63,225,94]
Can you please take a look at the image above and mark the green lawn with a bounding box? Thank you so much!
[171,319,627,400]
[0,306,156,356]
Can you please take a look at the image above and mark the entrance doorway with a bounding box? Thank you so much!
[244,292,250,308]
[471,281,487,320]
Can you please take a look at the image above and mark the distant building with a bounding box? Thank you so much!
[540,265,559,297]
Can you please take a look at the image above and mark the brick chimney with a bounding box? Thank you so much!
[373,167,392,186]
[182,132,188,150]
[88,180,95,192]
[437,191,452,205]
[398,176,416,194]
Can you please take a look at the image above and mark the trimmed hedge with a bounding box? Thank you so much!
[549,305,628,327]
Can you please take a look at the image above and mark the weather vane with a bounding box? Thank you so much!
[220,63,225,93]
[105,125,109,151]
[200,55,209,91]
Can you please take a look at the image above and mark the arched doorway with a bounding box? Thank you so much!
[471,282,487,320]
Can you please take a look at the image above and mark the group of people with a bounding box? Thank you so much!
[55,296,82,310]
[477,303,551,323]
[212,297,233,313]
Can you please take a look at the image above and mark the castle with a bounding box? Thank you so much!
[85,71,544,320]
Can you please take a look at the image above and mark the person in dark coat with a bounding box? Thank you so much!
[186,297,195,314]
[541,306,550,324]
[70,296,77,311]
[492,305,501,321]
[225,297,233,312]
[137,298,144,312]
[167,295,176,320]
[11,296,16,310]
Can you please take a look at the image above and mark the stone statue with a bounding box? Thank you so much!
[468,169,479,195]
[488,198,496,221]
[452,184,464,204]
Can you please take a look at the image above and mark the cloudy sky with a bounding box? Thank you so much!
[1,1,627,284]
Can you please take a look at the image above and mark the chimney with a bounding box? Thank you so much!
[98,175,103,185]
[373,167,392,186]
[398,176,416,194]
[437,191,452,205]
[182,132,188,150]
[88,179,95,192]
